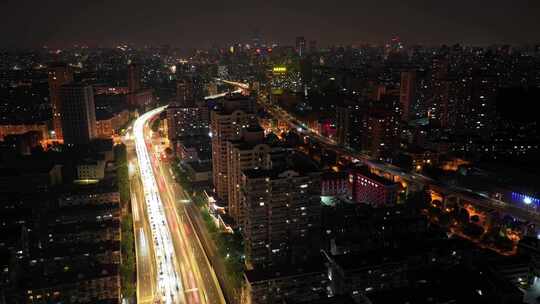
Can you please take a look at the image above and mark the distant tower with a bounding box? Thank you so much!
[295,36,306,57]
[127,63,141,93]
[252,28,261,48]
[59,83,97,145]
[431,57,450,128]
[48,63,73,140]
[309,40,317,54]
[400,71,417,122]
[176,77,194,106]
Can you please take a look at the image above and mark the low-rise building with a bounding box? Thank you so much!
[96,109,130,139]
[322,171,348,197]
[185,160,212,182]
[0,162,62,192]
[403,147,439,171]
[14,262,120,304]
[76,158,106,181]
[0,123,48,141]
[326,238,474,297]
[364,264,523,304]
[327,251,408,296]
[3,131,43,155]
[348,166,398,206]
[58,187,120,207]
[176,136,211,161]
[242,261,328,304]
[518,236,540,278]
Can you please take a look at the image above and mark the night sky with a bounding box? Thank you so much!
[2,0,539,48]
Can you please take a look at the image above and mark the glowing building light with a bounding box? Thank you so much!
[512,192,539,206]
[272,66,287,73]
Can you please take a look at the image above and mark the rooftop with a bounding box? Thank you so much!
[245,258,325,283]
[185,160,212,172]
[351,166,397,186]
[243,151,320,180]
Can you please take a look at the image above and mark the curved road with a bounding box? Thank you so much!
[131,107,226,304]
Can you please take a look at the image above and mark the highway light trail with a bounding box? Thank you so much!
[204,89,242,100]
[214,78,250,89]
[134,106,182,304]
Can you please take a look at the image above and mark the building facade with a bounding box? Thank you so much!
[240,153,322,268]
[47,63,74,140]
[210,95,256,201]
[399,71,417,122]
[59,84,97,145]
[348,167,398,207]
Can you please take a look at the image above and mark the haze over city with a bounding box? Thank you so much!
[2,0,540,48]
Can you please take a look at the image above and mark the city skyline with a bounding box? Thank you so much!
[1,5,540,303]
[2,0,540,48]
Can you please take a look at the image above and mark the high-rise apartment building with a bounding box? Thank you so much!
[240,152,322,268]
[48,63,74,140]
[59,84,97,145]
[211,95,256,200]
[176,77,195,106]
[226,125,282,227]
[336,99,399,160]
[167,106,206,141]
[309,40,317,54]
[295,36,306,57]
[430,58,450,128]
[335,102,367,150]
[469,71,497,137]
[167,77,208,143]
[364,111,399,160]
[127,63,141,93]
[399,71,417,122]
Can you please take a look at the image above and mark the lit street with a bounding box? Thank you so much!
[129,106,225,304]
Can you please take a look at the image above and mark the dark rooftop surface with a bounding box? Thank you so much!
[321,170,348,179]
[19,261,119,290]
[243,151,320,179]
[49,202,119,218]
[96,108,114,121]
[186,160,212,172]
[291,295,356,304]
[245,258,325,283]
[366,264,522,304]
[229,136,284,151]
[48,219,119,234]
[177,136,210,148]
[32,240,120,260]
[352,165,397,186]
[329,238,474,271]
[0,158,58,176]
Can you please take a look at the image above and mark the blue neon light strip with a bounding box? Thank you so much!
[512,192,540,205]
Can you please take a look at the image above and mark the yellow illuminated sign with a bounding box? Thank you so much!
[272,66,287,73]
